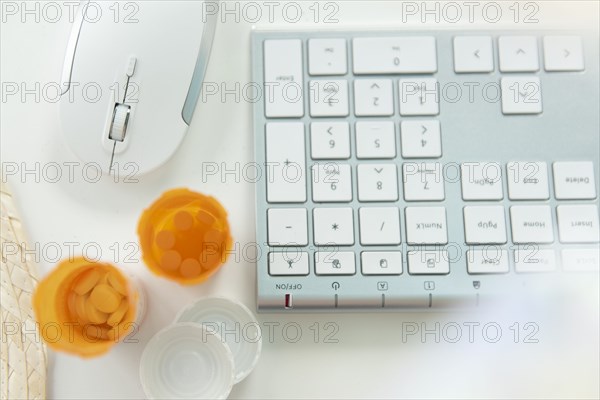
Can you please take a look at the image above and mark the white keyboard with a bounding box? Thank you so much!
[252,31,600,311]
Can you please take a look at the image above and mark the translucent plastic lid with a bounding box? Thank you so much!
[176,297,262,383]
[140,323,234,399]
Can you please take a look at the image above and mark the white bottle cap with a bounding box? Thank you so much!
[140,323,234,399]
[176,297,262,383]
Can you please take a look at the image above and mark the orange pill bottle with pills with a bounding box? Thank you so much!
[33,258,144,357]
[137,188,233,285]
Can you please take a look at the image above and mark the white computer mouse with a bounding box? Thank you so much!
[59,0,217,176]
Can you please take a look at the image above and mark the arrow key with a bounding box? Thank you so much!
[401,120,441,158]
[543,36,584,72]
[310,121,351,159]
[499,36,539,72]
[501,77,542,114]
[354,79,394,116]
[453,36,494,73]
[357,164,398,202]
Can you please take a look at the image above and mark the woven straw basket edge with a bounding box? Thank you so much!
[1,180,47,400]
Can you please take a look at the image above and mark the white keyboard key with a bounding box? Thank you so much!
[562,249,600,272]
[553,161,597,200]
[467,249,509,274]
[266,123,306,203]
[315,251,355,275]
[399,78,439,116]
[309,80,349,117]
[313,207,354,245]
[310,122,350,160]
[557,205,600,244]
[269,252,309,276]
[361,251,402,275]
[403,163,445,201]
[514,249,557,272]
[357,164,398,202]
[405,207,448,244]
[312,163,352,202]
[355,121,396,159]
[498,36,539,72]
[359,207,401,245]
[543,36,584,72]
[407,250,450,275]
[507,161,550,200]
[453,36,494,73]
[501,77,542,115]
[461,162,503,200]
[354,79,394,116]
[463,206,507,244]
[352,37,437,74]
[308,38,347,75]
[510,206,554,244]
[400,120,442,159]
[264,40,304,117]
[267,208,308,246]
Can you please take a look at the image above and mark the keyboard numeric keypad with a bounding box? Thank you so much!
[259,33,598,299]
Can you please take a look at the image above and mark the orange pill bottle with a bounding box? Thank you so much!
[33,258,143,357]
[137,188,233,285]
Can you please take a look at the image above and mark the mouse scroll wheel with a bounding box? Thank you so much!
[109,104,130,142]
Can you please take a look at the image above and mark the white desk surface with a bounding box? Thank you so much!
[2,1,599,398]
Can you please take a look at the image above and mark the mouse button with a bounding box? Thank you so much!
[109,104,131,142]
[126,57,137,78]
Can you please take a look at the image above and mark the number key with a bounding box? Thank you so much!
[312,163,352,202]
[357,164,398,202]
[403,162,445,201]
[355,121,396,159]
[400,120,441,158]
[354,79,394,116]
[310,122,350,159]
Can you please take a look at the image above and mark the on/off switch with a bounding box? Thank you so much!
[284,294,293,309]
